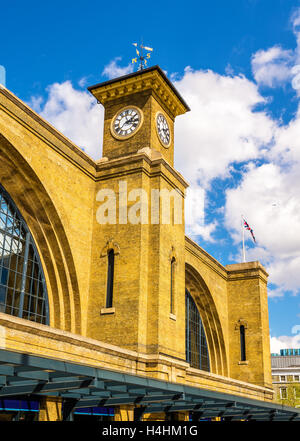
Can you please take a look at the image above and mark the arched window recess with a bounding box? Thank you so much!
[106,249,115,308]
[169,247,177,317]
[235,319,248,363]
[0,185,49,324]
[185,289,210,372]
[100,239,120,314]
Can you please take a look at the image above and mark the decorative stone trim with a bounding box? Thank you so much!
[88,68,189,118]
[235,319,248,330]
[100,239,120,257]
[169,246,178,263]
[100,307,116,315]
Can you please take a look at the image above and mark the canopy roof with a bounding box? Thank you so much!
[0,348,298,421]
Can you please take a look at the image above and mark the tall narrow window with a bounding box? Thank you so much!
[0,185,49,324]
[106,249,115,308]
[186,289,210,372]
[240,325,246,361]
[170,257,175,314]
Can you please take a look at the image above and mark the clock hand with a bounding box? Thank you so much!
[121,116,134,129]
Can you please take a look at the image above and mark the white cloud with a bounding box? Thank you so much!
[29,95,44,113]
[225,63,234,76]
[223,10,300,297]
[251,8,300,93]
[251,46,293,88]
[225,158,300,294]
[185,187,217,241]
[29,81,104,160]
[102,57,133,80]
[292,325,300,334]
[223,79,300,293]
[174,67,274,187]
[270,334,300,353]
[172,67,275,239]
[0,65,6,87]
[78,77,89,88]
[292,8,300,63]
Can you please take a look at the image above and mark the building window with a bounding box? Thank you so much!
[280,388,287,399]
[0,185,49,324]
[280,375,286,382]
[106,249,115,308]
[240,325,246,361]
[185,289,210,372]
[170,257,175,314]
[294,375,300,382]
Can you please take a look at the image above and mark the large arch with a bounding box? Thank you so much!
[185,263,228,376]
[0,133,81,333]
[0,184,50,324]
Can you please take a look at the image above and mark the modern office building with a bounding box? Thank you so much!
[0,65,299,421]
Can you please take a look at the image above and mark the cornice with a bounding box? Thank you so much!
[96,151,189,191]
[185,237,269,283]
[226,261,268,275]
[88,67,189,118]
[187,367,274,395]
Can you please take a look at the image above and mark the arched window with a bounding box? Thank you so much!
[106,249,115,308]
[170,257,176,314]
[186,289,210,371]
[0,185,49,324]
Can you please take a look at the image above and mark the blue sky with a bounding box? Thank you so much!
[2,0,300,352]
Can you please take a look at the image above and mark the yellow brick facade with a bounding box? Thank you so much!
[0,67,274,420]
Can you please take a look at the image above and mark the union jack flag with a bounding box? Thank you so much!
[243,218,256,243]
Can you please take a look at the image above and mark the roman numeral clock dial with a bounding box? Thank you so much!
[111,106,143,139]
[156,112,171,148]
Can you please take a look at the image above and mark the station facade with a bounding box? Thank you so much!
[0,65,292,421]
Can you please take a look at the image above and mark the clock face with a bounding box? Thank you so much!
[156,113,171,147]
[111,107,142,139]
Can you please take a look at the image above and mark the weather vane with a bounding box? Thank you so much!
[132,42,153,70]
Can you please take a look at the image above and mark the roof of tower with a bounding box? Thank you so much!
[88,65,190,118]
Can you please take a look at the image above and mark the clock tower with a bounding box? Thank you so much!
[88,65,190,166]
[87,66,190,359]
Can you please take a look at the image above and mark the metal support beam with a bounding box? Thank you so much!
[62,398,78,421]
[76,393,184,408]
[134,406,147,421]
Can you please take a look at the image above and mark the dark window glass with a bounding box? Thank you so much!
[0,185,49,324]
[240,325,246,361]
[185,289,210,372]
[106,249,114,308]
[170,257,175,314]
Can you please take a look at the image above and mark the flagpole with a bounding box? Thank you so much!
[241,215,246,263]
